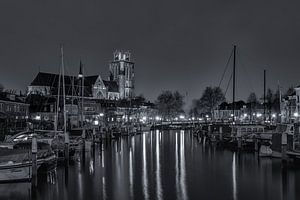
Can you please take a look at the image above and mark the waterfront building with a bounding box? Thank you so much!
[25,51,150,129]
[27,51,134,100]
[280,86,300,123]
[214,101,265,123]
[109,51,135,99]
[0,92,29,138]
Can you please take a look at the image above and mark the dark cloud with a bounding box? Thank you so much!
[1,0,300,108]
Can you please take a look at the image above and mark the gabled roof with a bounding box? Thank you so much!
[30,72,100,88]
[29,72,103,97]
[103,80,119,92]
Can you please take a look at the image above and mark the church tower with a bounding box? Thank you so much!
[109,51,135,99]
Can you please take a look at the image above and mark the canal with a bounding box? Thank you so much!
[1,130,300,200]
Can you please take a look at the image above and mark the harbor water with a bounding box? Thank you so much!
[1,130,300,200]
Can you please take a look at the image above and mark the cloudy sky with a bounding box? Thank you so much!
[1,0,300,108]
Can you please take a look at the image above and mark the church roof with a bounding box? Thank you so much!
[30,72,99,87]
[29,72,102,97]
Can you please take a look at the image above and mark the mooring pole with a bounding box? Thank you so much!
[65,132,69,165]
[31,135,37,189]
[219,126,223,141]
[282,132,288,163]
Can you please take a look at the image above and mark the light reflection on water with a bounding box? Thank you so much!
[1,130,300,200]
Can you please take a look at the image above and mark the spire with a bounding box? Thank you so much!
[78,60,83,78]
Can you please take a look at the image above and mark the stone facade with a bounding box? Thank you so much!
[109,51,135,99]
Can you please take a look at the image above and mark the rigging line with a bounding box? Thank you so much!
[218,48,234,88]
[225,71,233,98]
[236,49,255,93]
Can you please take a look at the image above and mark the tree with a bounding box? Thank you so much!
[247,92,258,121]
[0,84,3,92]
[284,86,294,98]
[156,90,184,120]
[192,86,225,119]
[134,94,146,103]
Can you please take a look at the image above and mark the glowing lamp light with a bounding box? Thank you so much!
[256,113,262,118]
[155,116,161,121]
[294,112,299,117]
[142,116,147,121]
[99,113,104,117]
[94,120,99,125]
[243,113,248,117]
[272,114,276,118]
[179,115,185,119]
[35,115,41,120]
[205,115,209,118]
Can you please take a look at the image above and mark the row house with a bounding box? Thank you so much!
[280,86,300,123]
[0,92,29,138]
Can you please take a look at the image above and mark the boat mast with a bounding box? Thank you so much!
[80,61,84,129]
[61,45,67,136]
[232,45,236,122]
[264,69,266,122]
[55,64,62,134]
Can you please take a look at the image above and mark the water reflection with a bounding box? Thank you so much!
[129,137,134,199]
[1,130,300,200]
[156,130,163,200]
[142,133,149,200]
[175,131,188,200]
[232,152,237,200]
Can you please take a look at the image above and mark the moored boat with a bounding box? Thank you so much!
[0,141,57,183]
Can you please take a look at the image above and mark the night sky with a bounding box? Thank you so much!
[1,0,300,108]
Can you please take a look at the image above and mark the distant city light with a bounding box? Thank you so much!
[192,117,195,120]
[294,112,299,117]
[94,120,99,125]
[243,113,248,117]
[99,113,104,117]
[155,116,161,121]
[256,113,262,117]
[272,114,276,118]
[179,115,185,119]
[175,117,178,121]
[142,116,147,121]
[205,115,209,118]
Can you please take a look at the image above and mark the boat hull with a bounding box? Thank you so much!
[0,163,32,183]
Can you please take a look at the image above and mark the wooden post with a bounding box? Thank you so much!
[282,132,287,163]
[237,127,242,149]
[82,129,86,165]
[254,137,259,151]
[92,128,96,148]
[65,131,69,164]
[219,126,223,141]
[31,135,37,189]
